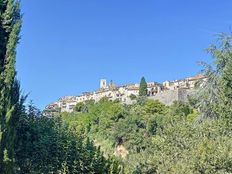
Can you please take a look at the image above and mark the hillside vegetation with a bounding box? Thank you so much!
[0,1,121,173]
[1,1,232,173]
[61,33,232,173]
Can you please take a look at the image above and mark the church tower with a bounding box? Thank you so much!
[100,79,107,90]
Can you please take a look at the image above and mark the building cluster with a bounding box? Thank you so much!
[163,74,205,90]
[45,74,205,113]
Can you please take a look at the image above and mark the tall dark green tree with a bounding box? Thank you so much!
[139,76,147,96]
[0,0,22,173]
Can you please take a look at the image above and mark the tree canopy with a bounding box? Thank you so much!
[139,76,148,96]
[0,0,22,172]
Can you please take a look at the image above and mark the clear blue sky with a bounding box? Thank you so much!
[17,0,232,109]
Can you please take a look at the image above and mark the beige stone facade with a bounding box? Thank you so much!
[45,75,205,113]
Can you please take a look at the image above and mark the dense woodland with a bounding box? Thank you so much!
[0,0,232,173]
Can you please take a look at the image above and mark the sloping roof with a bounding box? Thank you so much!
[186,74,205,81]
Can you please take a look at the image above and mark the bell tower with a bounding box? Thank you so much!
[100,79,107,90]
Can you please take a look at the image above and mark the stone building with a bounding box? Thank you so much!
[163,74,205,90]
[45,75,205,113]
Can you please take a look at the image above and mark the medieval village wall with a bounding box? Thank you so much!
[148,88,193,105]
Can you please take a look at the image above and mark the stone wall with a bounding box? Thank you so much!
[148,88,193,105]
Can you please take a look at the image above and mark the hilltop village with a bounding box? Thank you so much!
[45,74,205,113]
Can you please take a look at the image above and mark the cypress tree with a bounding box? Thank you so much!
[139,76,148,96]
[0,0,22,173]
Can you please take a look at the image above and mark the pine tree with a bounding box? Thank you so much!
[139,76,148,96]
[0,0,22,173]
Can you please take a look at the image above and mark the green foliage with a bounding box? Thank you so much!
[74,102,85,112]
[61,98,171,171]
[146,118,232,173]
[193,33,232,120]
[129,94,137,100]
[0,1,122,173]
[61,34,232,173]
[1,3,231,172]
[0,0,22,172]
[74,100,95,113]
[15,104,122,173]
[144,99,167,114]
[169,101,193,117]
[139,76,147,96]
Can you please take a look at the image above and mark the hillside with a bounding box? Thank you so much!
[57,34,232,173]
[1,1,232,173]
